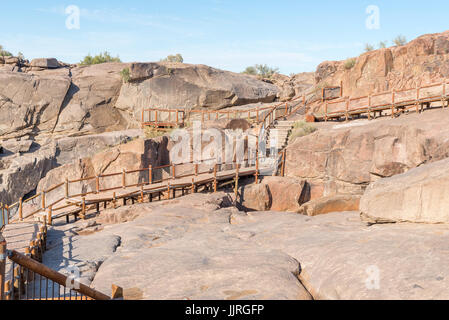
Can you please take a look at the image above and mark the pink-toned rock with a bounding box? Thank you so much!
[299,195,360,216]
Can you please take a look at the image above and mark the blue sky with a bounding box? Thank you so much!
[1,0,448,74]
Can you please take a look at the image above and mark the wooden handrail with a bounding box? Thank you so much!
[7,250,111,300]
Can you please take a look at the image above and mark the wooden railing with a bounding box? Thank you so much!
[4,145,288,227]
[0,229,119,300]
[321,80,449,121]
[141,93,309,128]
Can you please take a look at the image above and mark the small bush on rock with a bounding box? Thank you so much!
[120,67,130,83]
[289,121,317,140]
[80,51,121,65]
[161,54,184,63]
[344,58,356,70]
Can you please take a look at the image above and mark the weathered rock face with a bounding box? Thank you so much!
[42,193,449,300]
[30,58,60,69]
[116,62,279,115]
[314,30,449,100]
[361,158,449,224]
[0,71,71,139]
[0,61,280,140]
[36,137,170,204]
[242,176,309,212]
[52,63,131,135]
[0,130,143,204]
[270,72,315,101]
[0,144,57,204]
[299,195,360,216]
[285,109,449,198]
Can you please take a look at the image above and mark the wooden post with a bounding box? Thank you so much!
[172,164,176,180]
[149,165,153,185]
[113,192,117,209]
[340,80,343,97]
[191,178,196,194]
[195,164,199,176]
[0,234,6,300]
[155,110,158,126]
[285,103,288,116]
[65,178,69,199]
[47,206,53,226]
[324,102,328,122]
[234,163,240,199]
[255,139,259,184]
[111,284,124,300]
[19,197,23,221]
[42,191,46,210]
[141,109,145,128]
[81,197,86,220]
[345,99,349,122]
[0,204,4,228]
[122,169,126,189]
[166,182,171,200]
[368,95,372,120]
[213,164,218,193]
[96,176,100,194]
[391,90,395,118]
[4,281,10,300]
[281,150,286,177]
[176,110,179,125]
[140,186,144,203]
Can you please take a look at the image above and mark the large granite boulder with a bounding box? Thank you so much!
[52,62,131,135]
[242,177,309,212]
[30,58,60,69]
[285,109,449,199]
[313,30,449,105]
[0,71,71,139]
[116,62,279,116]
[361,158,449,224]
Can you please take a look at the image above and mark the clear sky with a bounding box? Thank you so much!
[1,0,448,74]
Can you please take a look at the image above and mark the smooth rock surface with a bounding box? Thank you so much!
[361,158,449,224]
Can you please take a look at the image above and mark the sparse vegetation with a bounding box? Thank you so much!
[393,35,407,47]
[242,64,279,79]
[80,51,121,65]
[161,54,184,63]
[289,121,317,140]
[120,67,130,83]
[344,58,356,70]
[379,41,388,49]
[364,44,374,52]
[144,126,174,139]
[0,45,13,58]
[17,52,25,61]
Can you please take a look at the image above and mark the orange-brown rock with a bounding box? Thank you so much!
[299,195,360,217]
[313,30,449,110]
[242,176,309,212]
[285,109,449,198]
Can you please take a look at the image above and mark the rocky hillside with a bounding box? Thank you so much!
[315,30,449,98]
[0,59,278,141]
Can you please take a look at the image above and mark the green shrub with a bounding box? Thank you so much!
[80,51,121,65]
[0,45,13,57]
[344,58,356,70]
[378,41,388,49]
[289,121,317,140]
[120,67,130,83]
[393,35,407,46]
[242,64,279,79]
[161,54,184,63]
[364,43,374,52]
[144,126,173,139]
